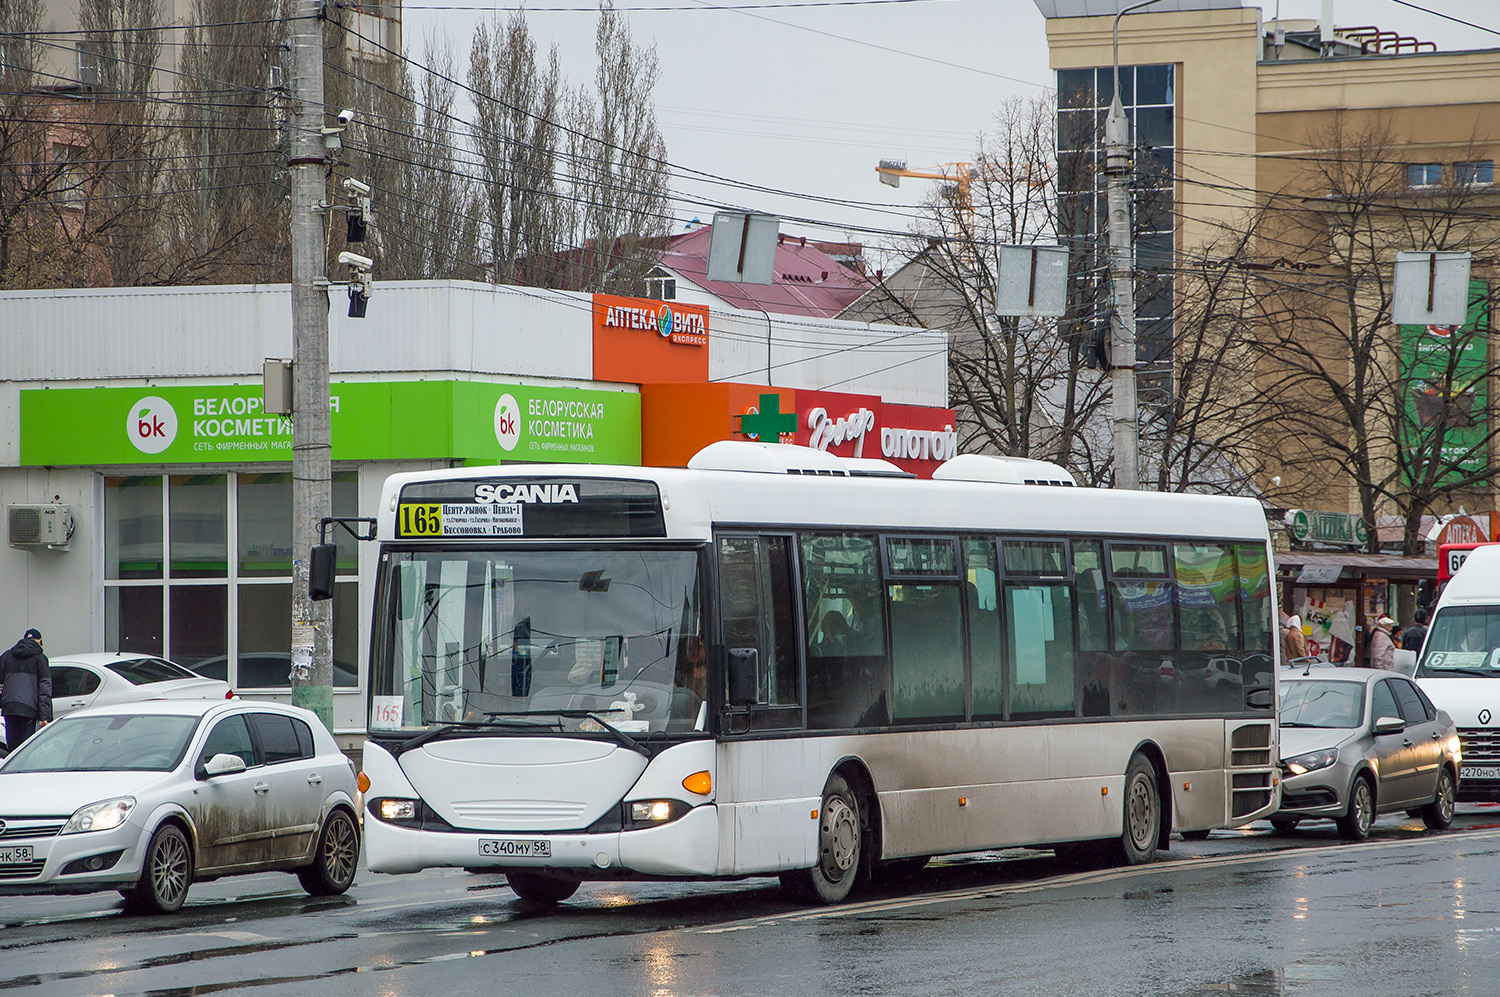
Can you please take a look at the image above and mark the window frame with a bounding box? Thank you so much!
[715,531,805,732]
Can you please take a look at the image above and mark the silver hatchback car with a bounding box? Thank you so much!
[0,700,359,913]
[1274,667,1460,840]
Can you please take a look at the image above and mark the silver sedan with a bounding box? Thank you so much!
[1273,667,1460,840]
[0,700,359,913]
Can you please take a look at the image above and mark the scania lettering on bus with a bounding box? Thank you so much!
[473,483,580,504]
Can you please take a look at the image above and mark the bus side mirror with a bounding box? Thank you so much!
[1245,686,1273,710]
[727,648,758,706]
[310,543,337,601]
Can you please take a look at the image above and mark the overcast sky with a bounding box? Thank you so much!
[399,0,1499,261]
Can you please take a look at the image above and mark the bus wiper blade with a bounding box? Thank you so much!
[585,713,651,758]
[394,719,556,755]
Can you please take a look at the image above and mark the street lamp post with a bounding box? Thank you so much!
[1103,0,1164,490]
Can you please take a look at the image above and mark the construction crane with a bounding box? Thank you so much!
[876,160,977,240]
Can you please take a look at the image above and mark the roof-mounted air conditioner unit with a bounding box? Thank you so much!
[8,505,73,548]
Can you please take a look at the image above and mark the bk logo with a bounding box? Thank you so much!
[126,396,178,454]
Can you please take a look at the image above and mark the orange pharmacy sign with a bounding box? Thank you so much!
[592,293,709,384]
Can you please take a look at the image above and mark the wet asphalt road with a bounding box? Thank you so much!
[7,805,1500,997]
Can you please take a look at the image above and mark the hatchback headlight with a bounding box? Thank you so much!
[62,797,136,834]
[1284,748,1339,776]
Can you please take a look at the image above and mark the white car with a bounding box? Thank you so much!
[48,652,234,719]
[0,700,360,913]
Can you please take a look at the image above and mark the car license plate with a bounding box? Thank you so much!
[1461,766,1500,781]
[478,838,550,858]
[0,845,33,864]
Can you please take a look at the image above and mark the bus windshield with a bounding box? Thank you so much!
[370,547,706,734]
[1418,606,1500,676]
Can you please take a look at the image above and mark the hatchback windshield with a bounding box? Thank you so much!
[371,548,705,734]
[1418,607,1500,676]
[1280,680,1365,728]
[2,714,198,772]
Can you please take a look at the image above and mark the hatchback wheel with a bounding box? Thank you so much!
[1421,769,1456,831]
[298,809,359,896]
[127,824,193,914]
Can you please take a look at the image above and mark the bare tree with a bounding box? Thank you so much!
[468,12,562,283]
[1241,114,1500,552]
[845,95,1115,484]
[558,0,671,292]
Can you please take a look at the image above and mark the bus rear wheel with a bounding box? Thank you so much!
[507,870,580,905]
[1118,753,1161,865]
[780,774,863,904]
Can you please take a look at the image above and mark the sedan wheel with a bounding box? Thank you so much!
[1336,776,1374,842]
[127,824,193,914]
[1421,769,1456,831]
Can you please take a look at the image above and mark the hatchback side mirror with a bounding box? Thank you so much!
[199,752,248,779]
[1373,716,1406,736]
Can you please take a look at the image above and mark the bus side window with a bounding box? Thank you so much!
[717,535,800,718]
[1002,539,1076,720]
[802,533,889,730]
[1074,539,1111,717]
[965,538,1003,719]
[1108,542,1176,717]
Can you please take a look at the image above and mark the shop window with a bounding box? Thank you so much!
[107,586,163,656]
[103,470,361,688]
[170,584,227,670]
[966,538,1003,718]
[106,476,162,579]
[170,474,227,578]
[238,472,292,577]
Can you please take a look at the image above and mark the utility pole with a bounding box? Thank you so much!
[1103,0,1163,491]
[287,0,334,728]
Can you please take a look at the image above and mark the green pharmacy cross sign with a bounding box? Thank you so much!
[738,393,798,442]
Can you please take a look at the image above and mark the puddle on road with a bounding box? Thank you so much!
[1181,963,1349,995]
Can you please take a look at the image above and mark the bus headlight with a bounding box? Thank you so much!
[374,798,418,822]
[625,799,690,828]
[1283,748,1338,776]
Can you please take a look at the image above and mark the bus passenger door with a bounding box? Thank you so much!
[716,534,811,872]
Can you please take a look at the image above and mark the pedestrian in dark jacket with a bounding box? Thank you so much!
[1,628,51,748]
[1404,608,1430,659]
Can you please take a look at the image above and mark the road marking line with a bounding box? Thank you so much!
[694,828,1500,932]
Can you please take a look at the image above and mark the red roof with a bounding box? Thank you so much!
[660,225,874,319]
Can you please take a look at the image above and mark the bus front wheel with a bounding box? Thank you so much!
[780,774,863,904]
[1119,753,1161,865]
[507,870,580,905]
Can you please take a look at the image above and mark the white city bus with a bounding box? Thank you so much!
[360,442,1279,904]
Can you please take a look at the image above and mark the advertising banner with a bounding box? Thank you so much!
[640,382,956,478]
[592,293,710,384]
[20,380,640,467]
[1400,280,1491,484]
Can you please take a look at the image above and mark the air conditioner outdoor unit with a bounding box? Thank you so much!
[8,505,73,548]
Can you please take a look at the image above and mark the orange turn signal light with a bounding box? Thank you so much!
[682,771,712,796]
[357,771,371,794]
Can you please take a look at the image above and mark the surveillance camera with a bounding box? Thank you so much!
[338,251,373,270]
[336,108,355,125]
[342,177,372,196]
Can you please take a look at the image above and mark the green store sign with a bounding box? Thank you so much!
[19,381,641,466]
[1286,509,1368,547]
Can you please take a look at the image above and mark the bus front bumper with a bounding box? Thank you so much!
[363,803,720,878]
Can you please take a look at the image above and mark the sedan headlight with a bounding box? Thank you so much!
[62,797,136,834]
[1283,748,1339,776]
